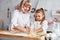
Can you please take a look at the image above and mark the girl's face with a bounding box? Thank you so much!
[22,4,30,13]
[35,12,44,21]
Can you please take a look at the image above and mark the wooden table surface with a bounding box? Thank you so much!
[0,30,40,40]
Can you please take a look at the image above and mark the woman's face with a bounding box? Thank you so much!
[22,5,30,13]
[35,12,44,21]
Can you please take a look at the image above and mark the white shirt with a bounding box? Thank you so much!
[31,20,48,33]
[10,10,30,30]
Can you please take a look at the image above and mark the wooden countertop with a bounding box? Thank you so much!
[0,30,40,40]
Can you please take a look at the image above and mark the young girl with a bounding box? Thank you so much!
[10,0,31,33]
[30,8,48,40]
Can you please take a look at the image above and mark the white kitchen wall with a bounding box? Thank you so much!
[0,0,21,30]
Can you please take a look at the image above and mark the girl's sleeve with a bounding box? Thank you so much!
[42,21,48,33]
[26,15,31,27]
[26,18,30,27]
[10,10,18,30]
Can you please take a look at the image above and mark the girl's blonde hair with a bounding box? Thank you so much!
[15,0,31,11]
[35,8,45,24]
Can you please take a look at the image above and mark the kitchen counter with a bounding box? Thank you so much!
[0,30,40,40]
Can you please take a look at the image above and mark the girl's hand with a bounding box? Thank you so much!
[30,28,35,34]
[35,27,43,33]
[24,26,30,33]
